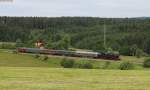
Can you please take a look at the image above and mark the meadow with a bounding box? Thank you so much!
[0,67,150,90]
[0,49,149,90]
[0,49,146,69]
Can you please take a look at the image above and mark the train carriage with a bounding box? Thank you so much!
[74,51,98,58]
[17,48,120,60]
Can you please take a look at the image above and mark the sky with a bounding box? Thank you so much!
[0,0,150,18]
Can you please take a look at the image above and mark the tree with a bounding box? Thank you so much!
[61,34,71,50]
[45,39,53,49]
[144,38,150,54]
[135,48,143,58]
[143,58,150,68]
[1,16,150,54]
[119,47,131,56]
[130,44,138,56]
[111,43,120,51]
[15,39,23,47]
[51,42,65,50]
[52,34,71,50]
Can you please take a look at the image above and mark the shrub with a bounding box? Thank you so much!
[60,58,74,68]
[135,48,143,58]
[102,61,111,69]
[15,39,23,47]
[119,47,131,56]
[12,50,18,54]
[34,54,40,59]
[143,58,150,68]
[82,63,93,69]
[119,61,133,70]
[76,62,93,69]
[43,55,49,61]
[0,43,16,49]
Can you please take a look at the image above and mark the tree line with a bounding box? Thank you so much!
[0,16,150,55]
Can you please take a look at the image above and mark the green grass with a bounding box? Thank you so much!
[0,49,149,90]
[0,67,150,90]
[0,42,16,45]
[0,51,62,67]
[0,49,147,69]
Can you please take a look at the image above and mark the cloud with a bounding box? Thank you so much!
[0,0,150,17]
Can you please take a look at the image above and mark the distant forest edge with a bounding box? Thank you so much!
[0,16,150,56]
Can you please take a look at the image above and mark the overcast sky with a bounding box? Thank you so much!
[0,0,150,18]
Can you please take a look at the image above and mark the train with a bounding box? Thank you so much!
[17,48,120,61]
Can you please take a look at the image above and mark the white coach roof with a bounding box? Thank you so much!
[75,51,98,54]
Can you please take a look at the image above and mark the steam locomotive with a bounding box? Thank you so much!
[18,48,120,61]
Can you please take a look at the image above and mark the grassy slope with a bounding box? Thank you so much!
[0,49,146,69]
[0,50,149,90]
[0,51,62,67]
[0,67,150,90]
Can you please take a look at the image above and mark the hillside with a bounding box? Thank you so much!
[0,49,149,90]
[0,50,50,67]
[0,49,145,69]
[0,17,150,55]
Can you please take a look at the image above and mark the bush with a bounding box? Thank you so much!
[135,48,143,58]
[143,58,150,68]
[60,58,75,68]
[119,61,133,70]
[76,62,93,69]
[82,63,93,69]
[34,54,40,59]
[0,43,16,49]
[12,50,18,54]
[119,47,131,56]
[43,55,49,61]
[102,61,111,69]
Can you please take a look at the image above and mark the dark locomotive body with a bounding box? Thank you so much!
[18,48,120,61]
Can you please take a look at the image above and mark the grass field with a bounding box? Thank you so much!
[0,49,146,69]
[0,67,150,90]
[0,49,149,90]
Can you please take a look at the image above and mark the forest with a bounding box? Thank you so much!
[0,16,150,56]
